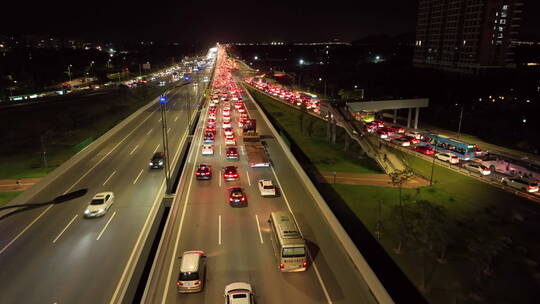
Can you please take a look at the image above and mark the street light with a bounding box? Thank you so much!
[68,64,72,83]
[299,59,304,65]
[254,56,258,60]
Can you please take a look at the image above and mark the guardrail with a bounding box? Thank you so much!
[242,83,395,304]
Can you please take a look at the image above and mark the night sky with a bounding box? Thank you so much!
[1,1,538,45]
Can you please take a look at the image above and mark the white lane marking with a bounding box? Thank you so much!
[158,118,162,122]
[246,171,251,186]
[64,109,157,194]
[0,205,53,255]
[52,214,78,244]
[133,169,144,185]
[218,215,222,245]
[219,171,222,188]
[161,100,206,303]
[129,145,139,155]
[219,144,222,156]
[241,145,246,155]
[103,171,116,186]
[146,128,153,136]
[167,127,171,134]
[174,116,178,122]
[96,211,117,241]
[270,166,333,303]
[110,179,166,304]
[255,214,264,244]
[153,144,160,154]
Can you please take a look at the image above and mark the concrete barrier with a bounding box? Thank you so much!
[243,83,395,304]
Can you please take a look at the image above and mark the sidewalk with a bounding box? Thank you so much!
[317,171,429,188]
[0,178,41,192]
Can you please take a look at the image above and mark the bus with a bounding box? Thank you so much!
[475,151,540,181]
[268,211,308,272]
[420,133,476,160]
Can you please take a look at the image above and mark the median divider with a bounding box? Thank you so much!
[243,83,395,304]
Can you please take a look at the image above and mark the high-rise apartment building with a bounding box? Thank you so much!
[413,0,524,73]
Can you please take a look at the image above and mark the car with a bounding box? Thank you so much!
[377,130,388,139]
[223,115,231,123]
[223,121,232,129]
[206,119,216,127]
[405,131,421,139]
[223,166,239,181]
[501,177,539,192]
[208,113,217,120]
[238,106,246,113]
[223,109,230,116]
[463,163,491,175]
[228,187,247,207]
[149,152,166,169]
[415,145,435,155]
[224,282,254,304]
[393,137,411,147]
[84,192,114,218]
[224,127,234,136]
[225,135,236,145]
[201,144,214,155]
[225,146,239,160]
[258,179,276,197]
[391,125,405,133]
[195,163,212,180]
[205,126,216,134]
[203,133,215,143]
[435,152,459,164]
[177,250,206,293]
[404,135,420,145]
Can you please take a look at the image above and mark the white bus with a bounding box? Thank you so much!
[475,151,540,181]
[268,211,307,272]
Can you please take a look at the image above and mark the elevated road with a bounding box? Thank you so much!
[143,64,383,303]
[0,70,210,304]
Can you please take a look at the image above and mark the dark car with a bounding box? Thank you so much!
[223,166,239,181]
[203,133,215,143]
[195,164,212,180]
[228,187,247,207]
[225,147,239,160]
[149,152,166,169]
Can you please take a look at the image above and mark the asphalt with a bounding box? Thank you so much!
[0,70,211,304]
[144,57,380,303]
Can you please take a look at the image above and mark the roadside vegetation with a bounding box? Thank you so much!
[0,83,174,182]
[247,85,540,304]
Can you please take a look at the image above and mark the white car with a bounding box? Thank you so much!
[202,144,214,155]
[463,163,491,175]
[224,128,234,136]
[435,152,459,164]
[393,137,411,147]
[225,136,236,145]
[224,282,254,304]
[258,179,276,197]
[84,192,114,218]
[223,122,232,129]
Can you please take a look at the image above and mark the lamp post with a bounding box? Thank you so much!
[159,95,172,193]
[68,64,72,83]
[298,59,304,87]
[456,103,464,139]
[429,154,436,186]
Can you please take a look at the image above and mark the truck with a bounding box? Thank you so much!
[242,119,271,168]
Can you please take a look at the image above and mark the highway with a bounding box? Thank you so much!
[0,65,211,304]
[143,50,381,303]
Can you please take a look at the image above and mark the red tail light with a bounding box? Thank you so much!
[194,280,201,285]
[279,263,284,269]
[176,281,183,286]
[302,261,308,268]
[196,172,200,175]
[229,198,233,202]
[241,197,245,201]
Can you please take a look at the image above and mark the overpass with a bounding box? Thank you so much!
[347,98,429,129]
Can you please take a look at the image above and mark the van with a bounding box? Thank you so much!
[176,250,206,293]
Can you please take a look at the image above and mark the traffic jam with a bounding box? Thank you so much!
[244,77,321,114]
[364,119,540,195]
[197,49,277,206]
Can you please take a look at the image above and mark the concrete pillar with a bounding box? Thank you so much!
[407,108,412,128]
[331,118,337,144]
[344,134,350,152]
[414,107,420,129]
[393,109,397,124]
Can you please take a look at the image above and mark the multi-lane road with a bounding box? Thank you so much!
[0,69,210,304]
[143,53,382,303]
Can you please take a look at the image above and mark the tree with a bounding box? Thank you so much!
[388,169,413,254]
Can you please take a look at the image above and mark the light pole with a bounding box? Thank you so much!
[456,104,464,139]
[429,154,436,186]
[159,95,172,193]
[298,59,304,87]
[68,64,72,83]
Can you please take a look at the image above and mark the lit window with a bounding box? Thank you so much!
[503,5,508,10]
[499,26,504,32]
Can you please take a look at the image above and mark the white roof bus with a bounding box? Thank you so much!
[268,211,307,272]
